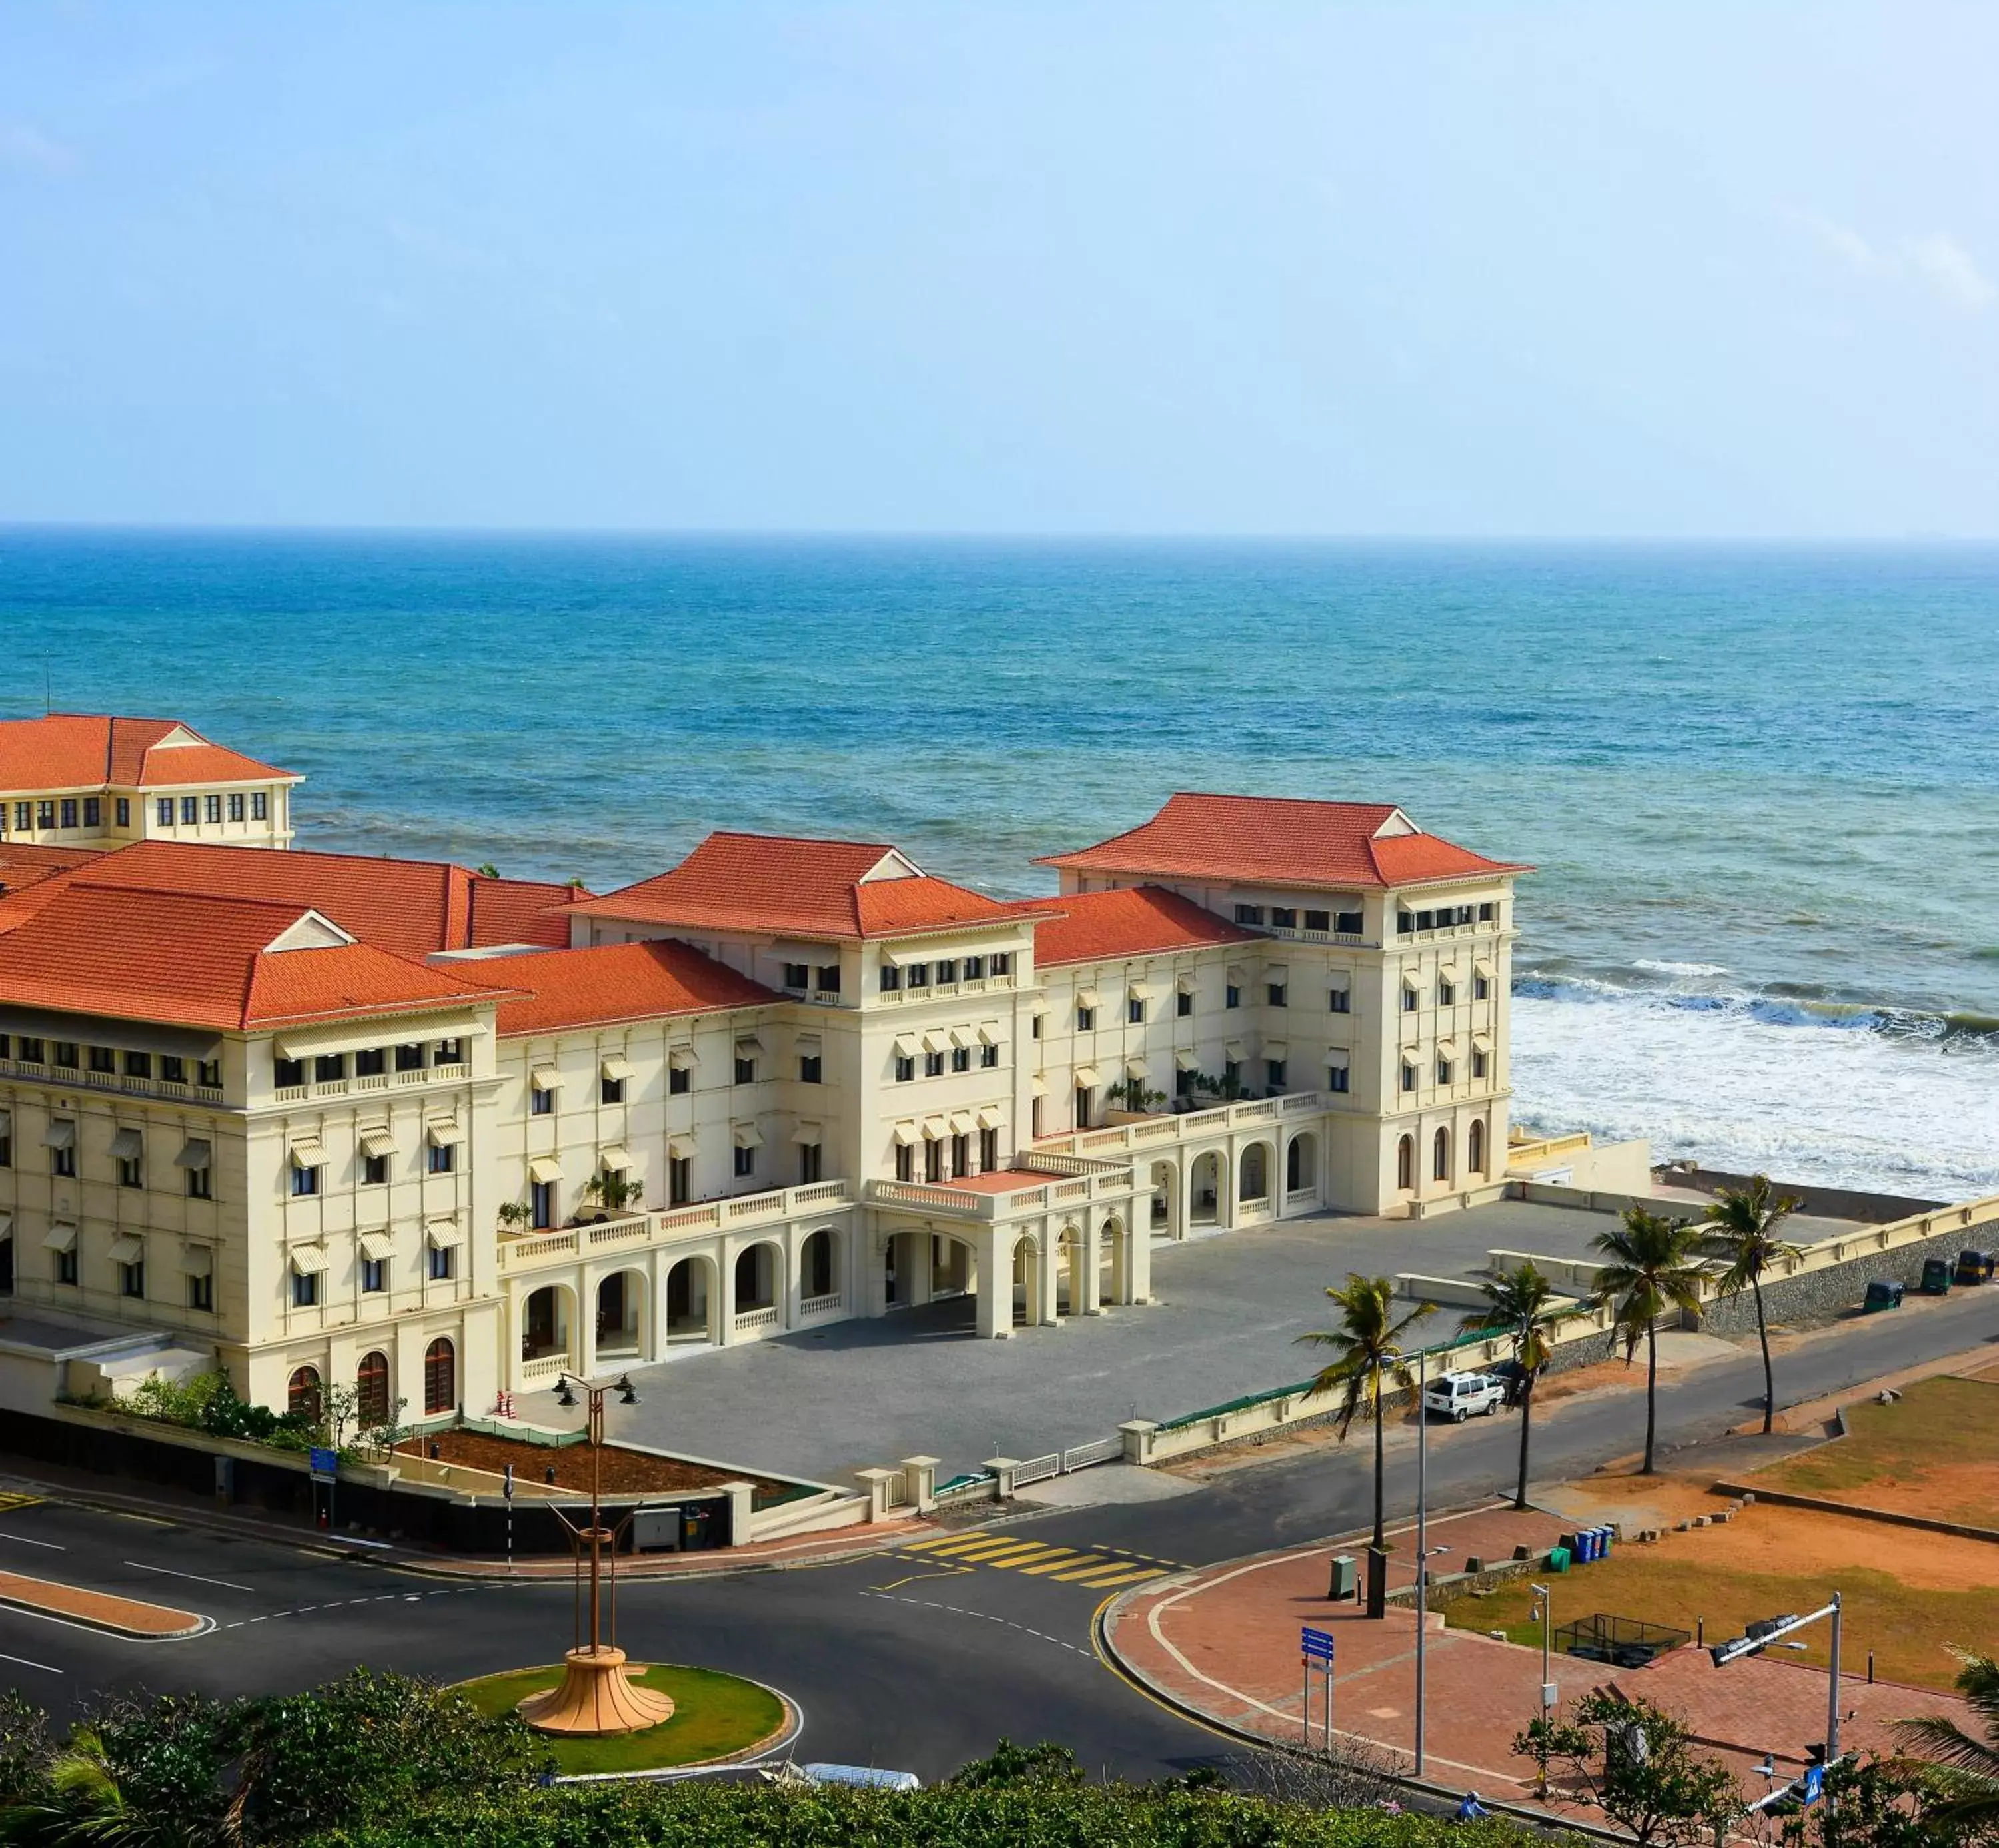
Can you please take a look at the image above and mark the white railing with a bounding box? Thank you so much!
[734,1306,779,1333]
[1013,1452,1061,1486]
[354,1073,389,1091]
[1062,1435,1122,1472]
[1039,1093,1334,1160]
[520,1351,568,1382]
[275,1084,309,1103]
[864,1168,1140,1224]
[800,1290,844,1318]
[498,1184,858,1274]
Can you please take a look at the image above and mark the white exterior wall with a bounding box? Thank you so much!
[0,779,297,851]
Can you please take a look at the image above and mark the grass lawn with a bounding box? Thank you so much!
[456,1663,786,1775]
[1443,1549,1996,1693]
[1754,1376,1999,1528]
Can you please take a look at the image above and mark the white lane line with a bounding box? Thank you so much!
[0,1531,65,1550]
[858,1591,1094,1659]
[0,1649,61,1674]
[123,1560,253,1593]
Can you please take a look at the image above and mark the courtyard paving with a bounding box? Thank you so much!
[543,1198,1692,1484]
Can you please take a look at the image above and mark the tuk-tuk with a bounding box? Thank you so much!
[1862,1279,1904,1312]
[1954,1249,1997,1286]
[1920,1258,1952,1296]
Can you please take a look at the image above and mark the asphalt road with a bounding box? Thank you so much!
[0,1289,1990,1784]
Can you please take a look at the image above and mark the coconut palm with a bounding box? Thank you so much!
[1699,1174,1804,1435]
[1896,1649,1999,1831]
[1299,1274,1435,1605]
[1459,1261,1565,1511]
[1589,1207,1706,1474]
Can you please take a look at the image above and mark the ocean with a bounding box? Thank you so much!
[3,529,1995,1202]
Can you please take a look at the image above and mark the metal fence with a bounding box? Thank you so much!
[1555,1612,1691,1669]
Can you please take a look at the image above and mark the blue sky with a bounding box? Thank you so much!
[1,3,1994,535]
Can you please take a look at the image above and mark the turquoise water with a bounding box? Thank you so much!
[3,530,1996,1196]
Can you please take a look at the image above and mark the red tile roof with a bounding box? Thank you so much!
[1038,793,1529,890]
[454,941,780,1036]
[0,715,298,792]
[0,884,506,1031]
[0,841,106,897]
[573,831,1053,942]
[1010,885,1257,967]
[0,841,582,958]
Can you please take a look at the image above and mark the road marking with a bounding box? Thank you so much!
[1014,1550,1092,1574]
[1047,1558,1120,1580]
[0,1531,65,1550]
[904,1534,1014,1558]
[859,1590,1094,1659]
[124,1560,253,1592]
[960,1540,1063,1567]
[1063,1564,1165,1588]
[871,1566,975,1591]
[0,1649,61,1674]
[0,1492,44,1513]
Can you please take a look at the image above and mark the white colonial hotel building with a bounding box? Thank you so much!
[0,714,1527,1429]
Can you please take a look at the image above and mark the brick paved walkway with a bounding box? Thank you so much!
[0,1569,203,1637]
[1103,1498,1973,1813]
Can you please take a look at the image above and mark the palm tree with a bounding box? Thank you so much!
[1589,1207,1706,1475]
[1698,1174,1803,1436]
[1299,1274,1435,1612]
[1459,1261,1565,1511]
[1896,1649,1999,1831]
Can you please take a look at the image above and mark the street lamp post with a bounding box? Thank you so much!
[1415,1347,1428,1779]
[1530,1582,1554,1795]
[516,1371,674,1738]
[1711,1592,1846,1799]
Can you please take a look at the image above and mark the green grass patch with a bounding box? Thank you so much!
[1442,1551,1994,1692]
[1754,1374,1999,1525]
[454,1663,785,1775]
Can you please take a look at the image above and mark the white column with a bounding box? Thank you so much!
[1037,1229,1060,1326]
[1128,1211,1153,1304]
[975,1229,1011,1338]
[715,1244,738,1347]
[1080,1221,1103,1314]
[578,1274,599,1377]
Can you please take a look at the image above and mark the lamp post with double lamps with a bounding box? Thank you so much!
[1711,1594,1847,1808]
[516,1370,674,1738]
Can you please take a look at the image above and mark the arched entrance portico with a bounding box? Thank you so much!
[664,1255,716,1344]
[522,1283,575,1368]
[1285,1131,1318,1201]
[595,1268,645,1360]
[1149,1160,1178,1238]
[1189,1149,1226,1227]
[1012,1234,1044,1327]
[1239,1140,1273,1206]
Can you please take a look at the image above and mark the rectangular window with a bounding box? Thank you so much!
[528,1179,554,1227]
[118,1155,142,1188]
[782,962,809,989]
[362,1257,386,1293]
[1402,988,1418,1013]
[668,1065,691,1095]
[293,1270,318,1307]
[1401,1063,1417,1093]
[1479,901,1495,923]
[600,1075,625,1104]
[1437,1057,1453,1085]
[816,963,840,991]
[924,1138,944,1183]
[427,1143,454,1175]
[274,1057,306,1088]
[980,1043,999,1069]
[197,1059,222,1089]
[963,956,984,980]
[878,963,902,993]
[121,1260,145,1299]
[0,1119,9,1166]
[734,1056,756,1085]
[1438,979,1455,1005]
[1397,911,1414,935]
[798,1141,822,1184]
[936,959,958,984]
[395,1043,426,1071]
[1176,1066,1196,1098]
[733,1143,756,1178]
[950,1046,970,1073]
[1303,909,1329,932]
[12,800,29,831]
[1267,1059,1287,1090]
[894,1143,914,1182]
[53,1041,79,1069]
[923,1050,944,1077]
[1234,903,1265,925]
[1177,990,1194,1018]
[291,1163,319,1197]
[1327,1064,1350,1094]
[228,792,245,821]
[180,796,198,825]
[530,1085,554,1117]
[1031,1013,1043,1039]
[1223,1059,1241,1087]
[1074,1087,1094,1130]
[89,1045,115,1073]
[161,1055,185,1083]
[51,1127,77,1178]
[800,1055,822,1083]
[990,953,1011,976]
[37,800,56,829]
[1075,1005,1095,1031]
[124,1049,152,1078]
[669,1157,691,1206]
[905,963,929,989]
[1127,997,1145,1024]
[1030,1096,1044,1139]
[1267,983,1287,1007]
[949,1132,969,1177]
[363,1150,390,1186]
[1329,987,1351,1013]
[157,797,175,827]
[1474,973,1490,1001]
[428,1244,452,1281]
[978,1125,998,1169]
[895,1055,915,1082]
[55,1247,78,1286]
[1225,985,1241,1009]
[1337,911,1363,935]
[1472,1048,1489,1079]
[435,1038,464,1065]
[59,798,78,829]
[82,797,101,827]
[203,794,223,824]
[315,1053,346,1083]
[1417,909,1435,930]
[1271,907,1296,927]
[187,1164,212,1199]
[187,1272,213,1312]
[251,791,268,821]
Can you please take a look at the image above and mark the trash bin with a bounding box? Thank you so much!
[1547,1545,1572,1573]
[1328,1554,1358,1601]
[1598,1525,1613,1559]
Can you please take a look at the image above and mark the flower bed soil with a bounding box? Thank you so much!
[397,1429,794,1502]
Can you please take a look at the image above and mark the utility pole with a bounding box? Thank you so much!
[1415,1346,1428,1779]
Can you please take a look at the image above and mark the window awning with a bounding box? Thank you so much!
[598,1145,632,1171]
[1126,979,1157,1002]
[289,1136,327,1168]
[976,1105,1004,1130]
[358,1233,396,1262]
[1029,1074,1048,1097]
[734,1035,764,1055]
[109,1234,145,1264]
[426,1119,465,1148]
[1327,1050,1351,1069]
[794,1032,822,1055]
[1472,1031,1493,1054]
[426,1220,464,1250]
[668,1134,698,1158]
[42,1119,75,1151]
[791,1122,822,1144]
[1124,1058,1148,1081]
[1263,1041,1288,1061]
[528,1156,564,1184]
[289,1243,329,1276]
[1175,972,1197,995]
[1075,987,1101,1009]
[1436,1035,1461,1057]
[1264,964,1289,983]
[891,1119,920,1146]
[1474,959,1495,980]
[978,1021,1001,1045]
[920,1029,950,1054]
[358,1128,396,1159]
[892,1033,919,1059]
[1223,1041,1245,1061]
[920,1115,946,1141]
[1225,964,1246,986]
[731,1124,762,1150]
[1072,1065,1100,1087]
[530,1065,562,1092]
[668,1044,698,1071]
[1174,1049,1200,1072]
[948,1109,976,1135]
[108,1127,143,1161]
[43,1221,76,1252]
[600,1055,634,1083]
[948,1025,974,1049]
[179,1242,213,1277]
[176,1136,214,1169]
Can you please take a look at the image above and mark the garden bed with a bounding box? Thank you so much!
[396,1429,796,1504]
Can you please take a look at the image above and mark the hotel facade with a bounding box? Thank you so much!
[0,724,1527,1431]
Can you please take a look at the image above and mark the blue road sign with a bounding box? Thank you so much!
[309,1446,338,1482]
[1301,1625,1335,1663]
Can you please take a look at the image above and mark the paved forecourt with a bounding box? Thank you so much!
[561,1199,1635,1482]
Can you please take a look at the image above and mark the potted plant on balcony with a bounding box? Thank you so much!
[496,1200,531,1236]
[1103,1076,1169,1120]
[577,1172,646,1224]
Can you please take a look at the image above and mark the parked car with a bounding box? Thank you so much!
[1424,1371,1507,1422]
[1862,1278,1904,1312]
[1954,1248,1997,1285]
[1920,1257,1953,1295]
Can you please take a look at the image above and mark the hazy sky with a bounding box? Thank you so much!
[3,3,1995,535]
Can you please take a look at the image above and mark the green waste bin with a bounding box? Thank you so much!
[1547,1545,1572,1573]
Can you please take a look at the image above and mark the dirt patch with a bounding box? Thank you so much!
[396,1430,794,1502]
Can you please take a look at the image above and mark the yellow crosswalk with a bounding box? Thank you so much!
[0,1492,43,1514]
[895,1530,1181,1588]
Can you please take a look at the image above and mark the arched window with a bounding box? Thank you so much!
[1397,1135,1415,1190]
[423,1337,455,1415]
[1239,1143,1269,1202]
[1433,1126,1451,1183]
[802,1228,836,1299]
[1468,1119,1486,1176]
[1287,1138,1304,1192]
[287,1364,323,1422]
[356,1351,390,1427]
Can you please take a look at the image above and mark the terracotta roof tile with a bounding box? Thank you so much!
[1038,792,1529,890]
[1011,885,1259,966]
[0,841,106,897]
[0,714,297,792]
[454,941,780,1036]
[573,831,1047,941]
